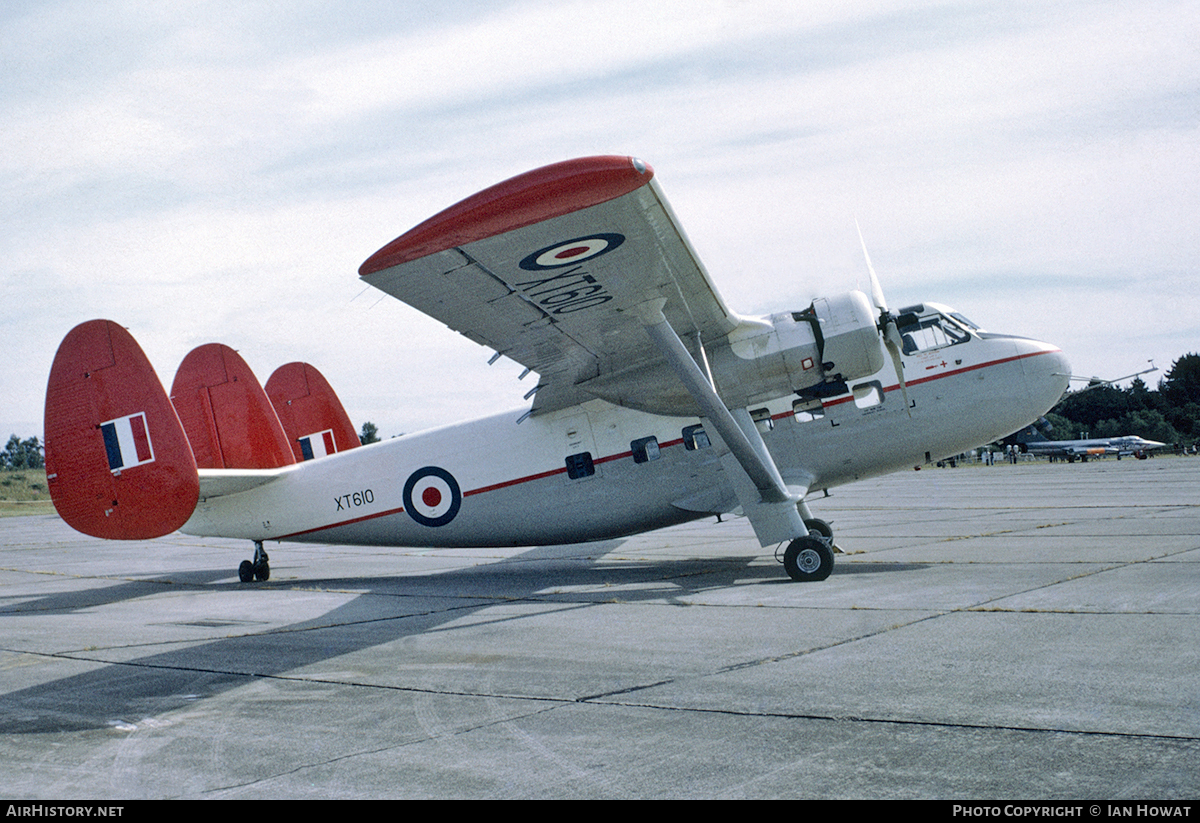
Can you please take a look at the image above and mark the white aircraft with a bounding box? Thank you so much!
[43,156,1070,583]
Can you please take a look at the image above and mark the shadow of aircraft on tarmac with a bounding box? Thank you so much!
[1,520,783,735]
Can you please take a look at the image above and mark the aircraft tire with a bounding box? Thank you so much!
[784,536,834,582]
[238,560,255,583]
[254,560,270,582]
[803,518,833,540]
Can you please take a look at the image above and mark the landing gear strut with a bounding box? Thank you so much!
[238,541,270,583]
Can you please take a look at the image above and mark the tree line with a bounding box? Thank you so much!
[1043,353,1200,447]
[1,435,44,470]
[0,422,382,473]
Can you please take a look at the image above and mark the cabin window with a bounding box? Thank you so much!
[565,451,595,479]
[793,398,825,423]
[682,424,711,451]
[750,408,774,433]
[631,436,660,464]
[852,381,884,409]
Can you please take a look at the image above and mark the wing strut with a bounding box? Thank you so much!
[634,299,808,546]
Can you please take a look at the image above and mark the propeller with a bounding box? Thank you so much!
[855,221,911,418]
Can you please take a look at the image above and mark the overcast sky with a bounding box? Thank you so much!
[3,0,1197,439]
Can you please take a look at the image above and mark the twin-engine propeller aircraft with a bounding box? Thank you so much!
[44,156,1070,583]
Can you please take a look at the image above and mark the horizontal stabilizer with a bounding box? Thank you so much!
[170,344,296,469]
[44,320,199,539]
[265,362,359,461]
[198,467,292,498]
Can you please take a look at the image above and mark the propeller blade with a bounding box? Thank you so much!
[882,322,912,418]
[856,221,911,418]
[856,220,887,313]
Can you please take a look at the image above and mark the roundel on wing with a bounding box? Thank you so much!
[402,466,462,527]
[519,233,625,270]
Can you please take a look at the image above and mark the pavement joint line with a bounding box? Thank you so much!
[3,459,1198,798]
[196,701,572,798]
[582,699,1200,743]
[9,643,1198,747]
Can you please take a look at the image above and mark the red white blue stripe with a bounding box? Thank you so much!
[100,412,154,472]
[298,429,336,461]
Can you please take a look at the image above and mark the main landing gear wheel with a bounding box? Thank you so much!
[783,536,834,582]
[238,541,270,583]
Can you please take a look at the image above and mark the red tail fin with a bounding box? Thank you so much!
[265,362,360,462]
[44,320,199,540]
[170,344,296,469]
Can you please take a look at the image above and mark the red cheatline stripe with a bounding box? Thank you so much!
[284,349,1060,538]
[806,348,1059,412]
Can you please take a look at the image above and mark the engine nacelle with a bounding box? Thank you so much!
[714,290,884,407]
[808,291,885,383]
[578,290,885,415]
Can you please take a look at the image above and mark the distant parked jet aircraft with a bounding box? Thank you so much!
[1004,418,1165,462]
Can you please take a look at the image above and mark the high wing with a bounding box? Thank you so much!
[360,156,813,548]
[359,156,748,417]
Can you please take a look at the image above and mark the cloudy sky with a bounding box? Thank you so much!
[3,0,1197,440]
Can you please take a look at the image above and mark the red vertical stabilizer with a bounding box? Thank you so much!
[170,344,296,469]
[44,320,200,540]
[265,362,360,462]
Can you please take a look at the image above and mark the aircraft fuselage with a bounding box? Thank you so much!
[182,327,1069,548]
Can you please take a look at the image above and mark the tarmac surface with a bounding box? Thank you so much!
[1,457,1197,799]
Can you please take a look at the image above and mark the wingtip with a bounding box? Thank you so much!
[359,156,654,276]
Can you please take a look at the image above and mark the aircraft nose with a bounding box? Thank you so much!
[1019,339,1070,415]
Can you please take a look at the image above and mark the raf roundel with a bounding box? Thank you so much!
[519,233,625,270]
[402,466,462,527]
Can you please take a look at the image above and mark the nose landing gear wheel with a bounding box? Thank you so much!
[803,517,833,540]
[783,536,834,582]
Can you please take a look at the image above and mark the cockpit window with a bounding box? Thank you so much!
[897,314,971,354]
[948,312,982,332]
